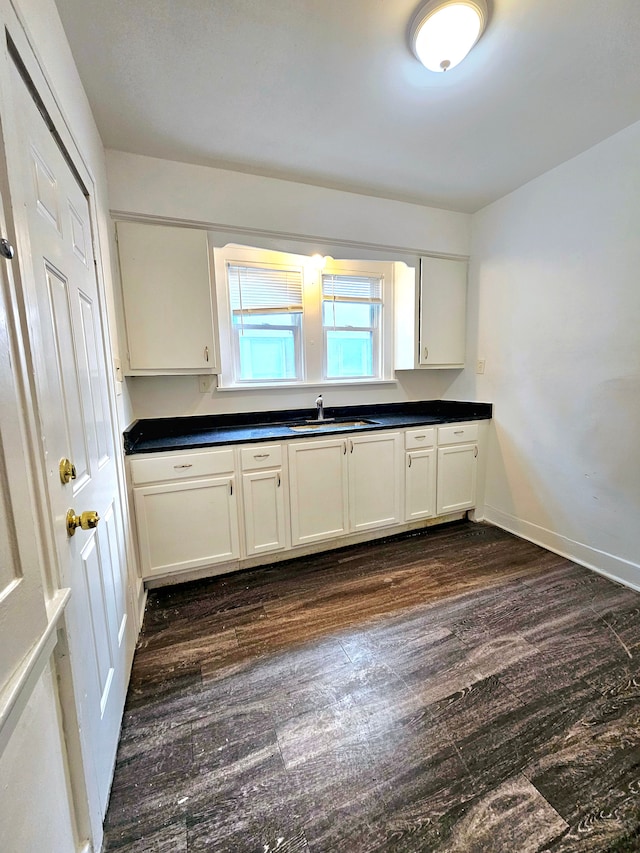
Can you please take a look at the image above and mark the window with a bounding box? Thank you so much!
[322,273,382,379]
[227,263,303,382]
[214,246,395,389]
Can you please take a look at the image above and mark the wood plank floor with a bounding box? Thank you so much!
[103,521,640,852]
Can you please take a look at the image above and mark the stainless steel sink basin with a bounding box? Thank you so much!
[289,419,374,432]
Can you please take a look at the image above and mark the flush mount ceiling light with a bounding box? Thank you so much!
[410,0,488,72]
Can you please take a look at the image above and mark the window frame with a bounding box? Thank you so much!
[226,258,305,384]
[213,245,396,389]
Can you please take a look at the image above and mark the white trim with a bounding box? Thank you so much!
[0,588,70,757]
[111,210,470,263]
[214,379,399,392]
[484,505,640,593]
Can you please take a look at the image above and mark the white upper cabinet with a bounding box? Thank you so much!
[394,256,467,370]
[116,221,217,374]
[419,257,467,367]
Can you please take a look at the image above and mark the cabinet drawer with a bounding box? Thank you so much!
[405,427,436,450]
[240,444,283,471]
[438,423,478,446]
[129,448,235,485]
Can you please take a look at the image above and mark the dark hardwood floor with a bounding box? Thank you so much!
[103,521,640,852]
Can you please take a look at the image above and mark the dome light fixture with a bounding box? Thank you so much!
[410,0,488,73]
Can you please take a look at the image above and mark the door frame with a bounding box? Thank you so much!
[0,3,140,846]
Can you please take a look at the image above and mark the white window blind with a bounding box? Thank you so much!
[322,274,383,303]
[228,264,303,314]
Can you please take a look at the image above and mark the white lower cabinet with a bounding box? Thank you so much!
[348,432,402,532]
[133,476,239,577]
[240,444,287,556]
[242,470,286,555]
[128,420,485,581]
[288,432,402,546]
[436,443,478,515]
[288,438,349,546]
[404,426,437,521]
[405,449,437,520]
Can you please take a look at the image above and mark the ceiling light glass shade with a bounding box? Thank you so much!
[410,0,487,72]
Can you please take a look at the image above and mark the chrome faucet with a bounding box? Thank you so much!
[315,394,325,421]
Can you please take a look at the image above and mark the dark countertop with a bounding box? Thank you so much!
[123,400,492,455]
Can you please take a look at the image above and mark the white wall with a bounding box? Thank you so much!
[447,119,640,587]
[106,149,471,419]
[0,665,78,853]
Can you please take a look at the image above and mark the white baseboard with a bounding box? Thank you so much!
[484,505,640,593]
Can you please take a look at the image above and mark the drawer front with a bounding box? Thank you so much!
[130,448,235,484]
[405,427,436,450]
[438,423,479,446]
[240,444,283,471]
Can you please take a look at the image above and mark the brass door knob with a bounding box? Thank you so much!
[59,458,77,484]
[66,509,100,537]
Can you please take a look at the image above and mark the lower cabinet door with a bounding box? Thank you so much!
[242,468,287,556]
[436,443,477,515]
[349,432,402,532]
[405,448,436,520]
[288,439,349,546]
[133,476,239,578]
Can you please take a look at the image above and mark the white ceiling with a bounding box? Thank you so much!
[54,0,640,213]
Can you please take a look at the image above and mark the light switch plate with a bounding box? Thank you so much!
[476,359,486,374]
[198,375,215,393]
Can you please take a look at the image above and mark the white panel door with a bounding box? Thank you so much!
[134,477,239,578]
[436,444,478,515]
[10,63,129,824]
[348,432,402,532]
[242,469,286,556]
[288,439,349,546]
[405,448,437,521]
[0,188,47,695]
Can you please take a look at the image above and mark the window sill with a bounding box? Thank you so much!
[215,379,399,392]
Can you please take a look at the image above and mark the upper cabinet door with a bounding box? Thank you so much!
[116,221,217,373]
[419,256,467,368]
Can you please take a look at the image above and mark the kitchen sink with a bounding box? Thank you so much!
[288,419,375,431]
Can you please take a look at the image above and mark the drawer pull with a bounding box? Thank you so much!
[229,482,233,496]
[173,463,193,469]
[415,435,425,440]
[424,346,429,360]
[254,453,270,459]
[277,473,281,487]
[474,446,478,458]
[343,441,347,455]
[454,430,464,435]
[408,455,412,468]
[204,346,209,362]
